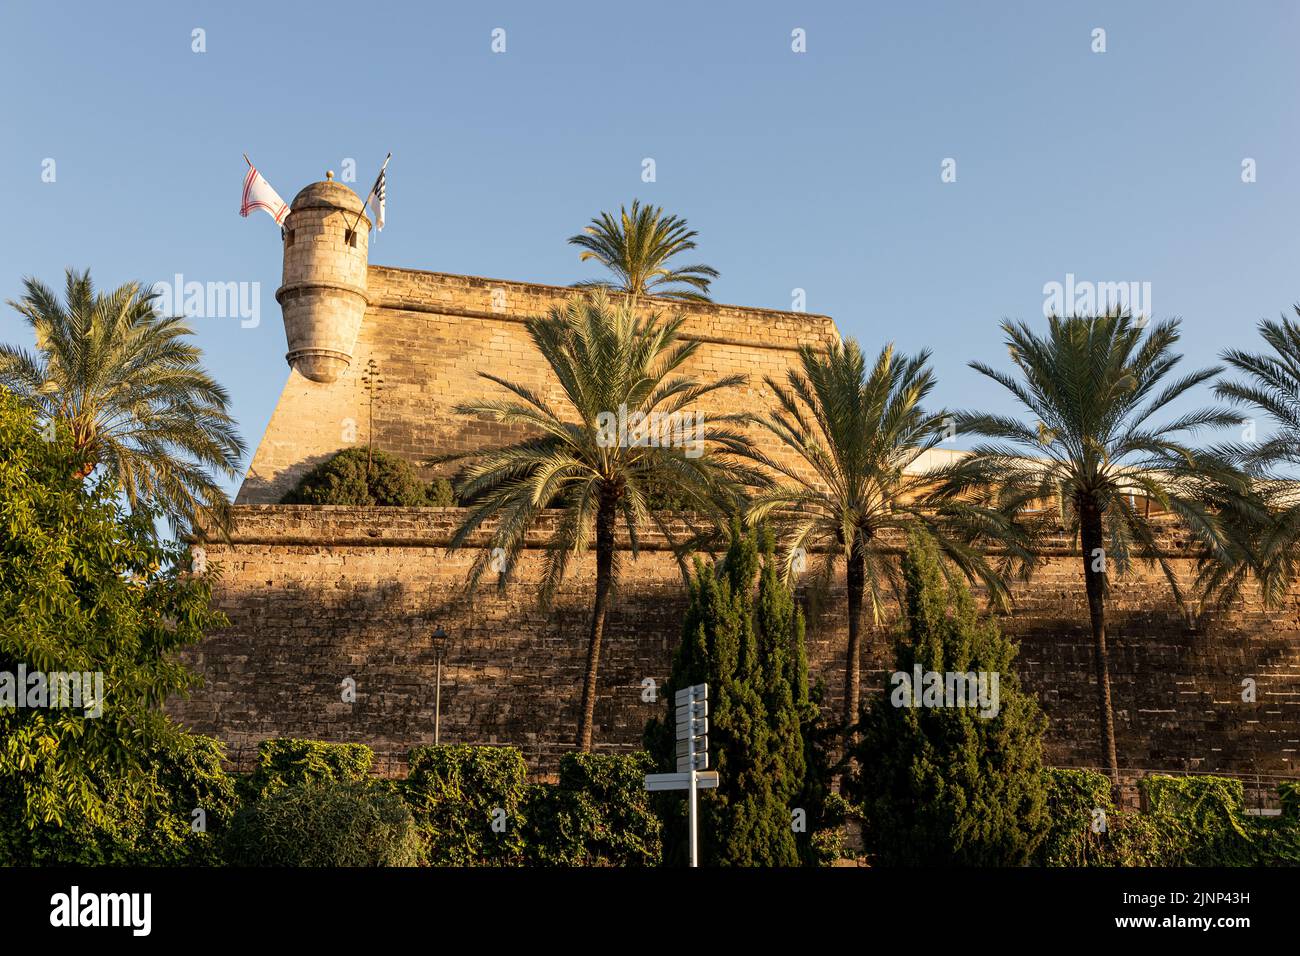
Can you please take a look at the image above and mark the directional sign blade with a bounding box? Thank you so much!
[674,684,708,706]
[675,735,708,757]
[675,716,708,740]
[674,700,708,722]
[677,751,708,772]
[643,771,719,792]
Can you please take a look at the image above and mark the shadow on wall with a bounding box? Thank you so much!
[803,572,1300,779]
[235,450,338,505]
[168,574,689,767]
[168,538,1300,779]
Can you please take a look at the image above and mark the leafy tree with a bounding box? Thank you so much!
[446,291,756,751]
[848,529,1048,865]
[568,200,719,301]
[0,386,225,836]
[737,338,1011,729]
[929,312,1250,784]
[645,525,811,866]
[281,447,455,506]
[0,269,245,535]
[0,733,236,866]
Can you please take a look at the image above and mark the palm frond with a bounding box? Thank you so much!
[567,200,719,301]
[445,291,746,607]
[4,268,245,536]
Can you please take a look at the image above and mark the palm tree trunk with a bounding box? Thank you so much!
[844,549,865,727]
[576,492,617,752]
[1079,498,1120,787]
[70,419,96,479]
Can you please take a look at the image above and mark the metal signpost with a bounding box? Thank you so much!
[644,683,714,867]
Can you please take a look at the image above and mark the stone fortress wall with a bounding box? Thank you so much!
[171,505,1300,792]
[169,180,1300,794]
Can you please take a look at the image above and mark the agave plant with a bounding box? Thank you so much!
[444,290,758,750]
[0,269,245,535]
[568,200,719,302]
[928,311,1250,784]
[736,338,1013,728]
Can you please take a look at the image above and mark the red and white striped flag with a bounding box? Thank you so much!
[240,161,290,225]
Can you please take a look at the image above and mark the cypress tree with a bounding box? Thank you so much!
[848,528,1048,865]
[645,524,809,865]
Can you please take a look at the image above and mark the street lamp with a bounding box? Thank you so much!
[430,625,450,745]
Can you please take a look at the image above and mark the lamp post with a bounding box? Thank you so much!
[431,625,450,745]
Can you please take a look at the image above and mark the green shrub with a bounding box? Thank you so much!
[280,447,455,506]
[0,732,236,866]
[1280,782,1300,819]
[1092,810,1169,866]
[405,745,529,865]
[224,779,422,867]
[1140,775,1255,867]
[1032,771,1300,867]
[141,733,240,865]
[849,529,1048,866]
[1038,768,1114,866]
[1037,768,1164,866]
[527,752,662,866]
[1247,816,1300,866]
[428,476,455,506]
[805,789,850,865]
[244,738,374,800]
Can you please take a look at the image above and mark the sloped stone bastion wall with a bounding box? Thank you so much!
[236,265,842,505]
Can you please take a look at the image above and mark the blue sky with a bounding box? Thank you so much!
[2,0,1298,501]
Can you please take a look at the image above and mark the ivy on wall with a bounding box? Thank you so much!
[1038,769,1300,867]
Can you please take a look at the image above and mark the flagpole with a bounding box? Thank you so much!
[243,153,252,168]
[349,152,391,237]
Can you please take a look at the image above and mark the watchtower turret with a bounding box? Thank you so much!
[276,174,370,383]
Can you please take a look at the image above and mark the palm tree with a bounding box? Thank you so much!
[737,338,1014,728]
[1214,309,1300,603]
[445,290,757,750]
[0,269,245,534]
[568,200,719,302]
[929,311,1248,785]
